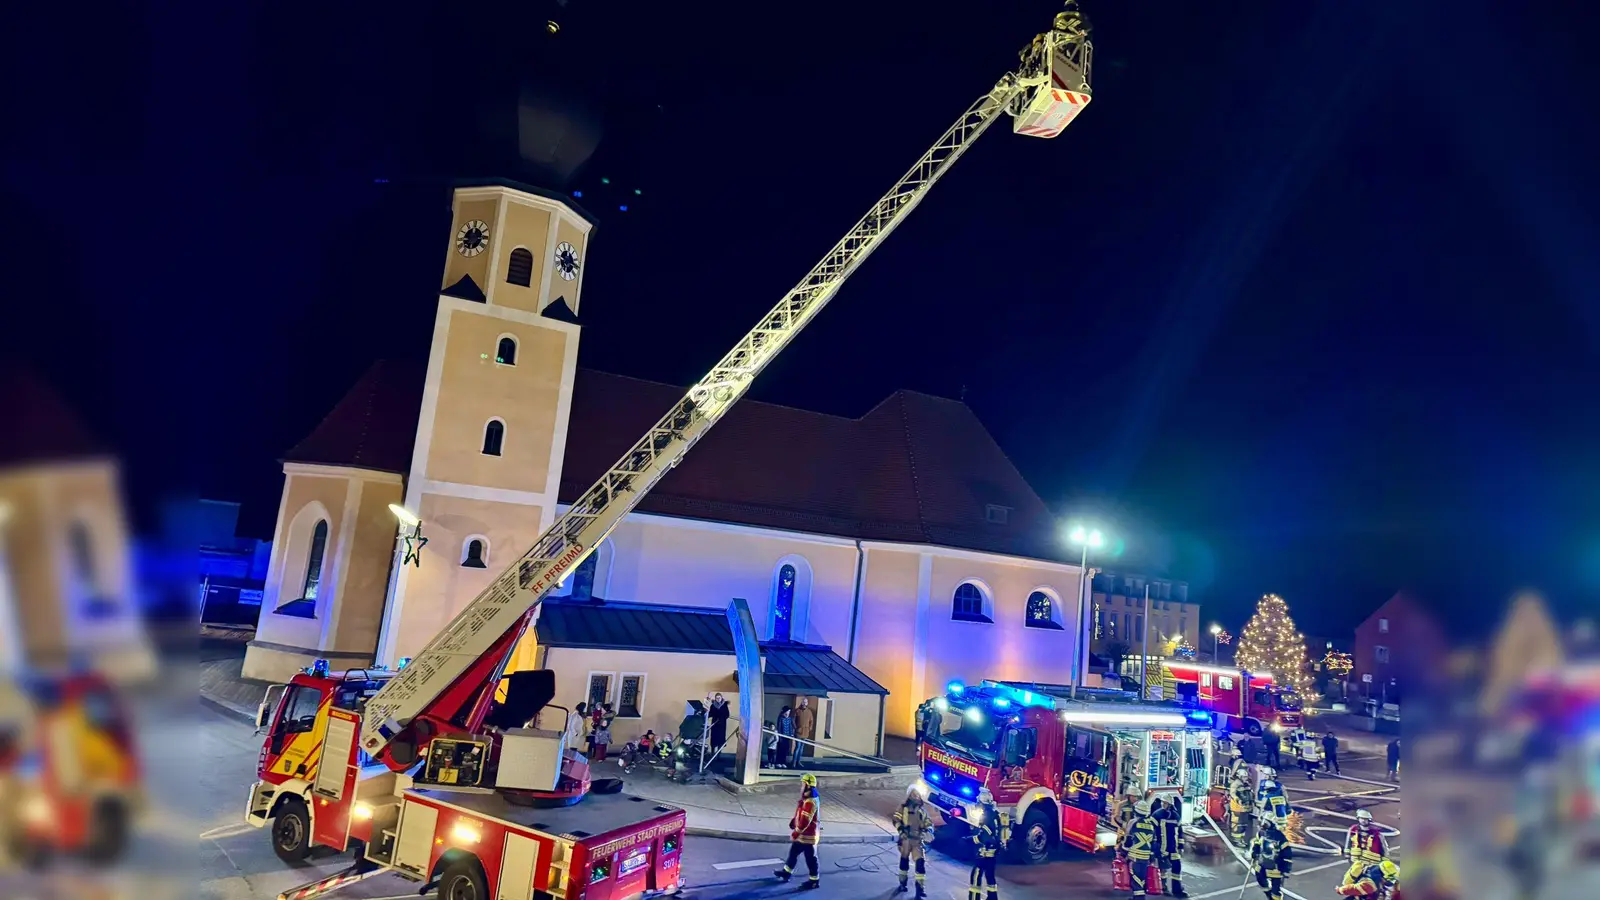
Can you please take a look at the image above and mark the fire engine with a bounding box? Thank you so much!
[1,670,142,868]
[1163,662,1304,735]
[914,680,1214,863]
[244,6,1099,898]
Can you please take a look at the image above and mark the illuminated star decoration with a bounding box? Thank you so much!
[1216,628,1233,645]
[402,527,428,568]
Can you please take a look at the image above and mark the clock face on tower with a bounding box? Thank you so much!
[455,220,490,257]
[554,242,580,281]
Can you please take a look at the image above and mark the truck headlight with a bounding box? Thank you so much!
[1271,723,1284,733]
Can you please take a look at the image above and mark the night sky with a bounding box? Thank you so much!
[4,1,1597,638]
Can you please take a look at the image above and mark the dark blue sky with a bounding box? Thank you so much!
[4,0,1597,637]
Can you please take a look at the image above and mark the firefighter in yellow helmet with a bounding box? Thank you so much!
[894,784,934,897]
[1250,817,1295,900]
[1337,858,1400,900]
[1342,809,1389,889]
[774,772,821,889]
[1117,795,1162,898]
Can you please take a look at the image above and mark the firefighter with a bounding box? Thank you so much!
[1054,1,1091,40]
[1341,809,1388,889]
[1229,762,1255,846]
[1118,796,1161,898]
[969,788,1009,900]
[1250,818,1294,900]
[774,772,821,889]
[894,784,933,897]
[1337,859,1401,900]
[1153,794,1189,898]
[1256,767,1289,831]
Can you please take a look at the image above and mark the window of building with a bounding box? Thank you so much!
[506,247,534,287]
[1106,612,1116,638]
[496,336,518,365]
[1378,617,1389,633]
[773,563,797,642]
[587,673,614,708]
[1180,616,1187,635]
[1375,645,1390,664]
[1135,614,1144,637]
[1025,590,1063,629]
[618,675,644,718]
[482,419,505,456]
[274,519,327,618]
[462,538,488,568]
[952,581,992,623]
[984,504,1011,524]
[68,521,97,587]
[1123,613,1131,636]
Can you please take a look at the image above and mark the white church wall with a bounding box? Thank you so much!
[602,513,860,647]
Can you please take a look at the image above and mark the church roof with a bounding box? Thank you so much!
[285,361,1063,560]
[0,361,107,468]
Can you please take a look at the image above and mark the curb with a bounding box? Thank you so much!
[685,826,896,844]
[200,693,256,724]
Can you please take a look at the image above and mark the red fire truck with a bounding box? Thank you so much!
[247,660,683,900]
[2,671,142,868]
[914,680,1214,863]
[1163,662,1303,735]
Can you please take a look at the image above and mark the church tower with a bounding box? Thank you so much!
[377,182,595,666]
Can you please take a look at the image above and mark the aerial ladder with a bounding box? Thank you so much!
[359,2,1098,773]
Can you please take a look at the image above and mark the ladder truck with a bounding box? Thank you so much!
[247,6,1095,899]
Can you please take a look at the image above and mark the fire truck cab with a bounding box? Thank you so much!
[1164,662,1304,735]
[1,671,142,867]
[915,680,1213,863]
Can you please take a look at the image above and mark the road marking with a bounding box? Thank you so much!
[712,857,785,871]
[1185,857,1351,900]
[199,822,257,841]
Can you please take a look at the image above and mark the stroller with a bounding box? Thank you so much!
[666,700,711,782]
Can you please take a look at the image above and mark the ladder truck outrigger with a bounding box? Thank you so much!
[245,6,1096,899]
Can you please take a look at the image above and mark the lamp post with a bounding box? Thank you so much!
[375,503,423,666]
[1209,623,1222,664]
[1066,524,1105,700]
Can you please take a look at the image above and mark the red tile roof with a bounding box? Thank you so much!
[0,361,107,469]
[286,361,1062,560]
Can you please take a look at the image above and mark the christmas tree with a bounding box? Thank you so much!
[1234,593,1316,698]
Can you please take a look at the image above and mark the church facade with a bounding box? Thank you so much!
[243,181,1099,754]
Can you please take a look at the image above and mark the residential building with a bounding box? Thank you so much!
[1352,590,1448,702]
[1087,571,1199,664]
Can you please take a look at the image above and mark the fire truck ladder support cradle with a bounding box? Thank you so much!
[357,13,1094,762]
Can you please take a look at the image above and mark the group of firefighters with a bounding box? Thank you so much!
[766,751,1407,899]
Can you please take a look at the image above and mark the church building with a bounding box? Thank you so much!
[242,180,1098,757]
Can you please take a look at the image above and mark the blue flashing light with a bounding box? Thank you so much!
[947,680,966,696]
[601,177,611,184]
[309,659,330,678]
[396,657,411,671]
[928,771,942,783]
[960,785,975,797]
[573,190,583,198]
[619,205,628,212]
[993,697,1011,709]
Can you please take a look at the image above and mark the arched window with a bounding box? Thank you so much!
[462,538,488,568]
[772,563,797,642]
[952,581,992,623]
[495,336,518,366]
[1026,589,1063,630]
[552,540,611,601]
[506,247,534,287]
[68,521,97,586]
[482,419,505,456]
[302,520,328,602]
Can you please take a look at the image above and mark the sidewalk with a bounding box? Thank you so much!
[617,766,899,844]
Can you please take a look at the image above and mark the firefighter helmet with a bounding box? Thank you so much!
[978,788,994,805]
[800,772,818,788]
[907,783,927,803]
[1379,860,1400,881]
[1133,797,1152,816]
[1356,809,1373,823]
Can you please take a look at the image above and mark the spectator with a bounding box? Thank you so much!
[709,693,731,754]
[794,698,816,769]
[776,706,797,769]
[764,721,780,768]
[1262,727,1282,769]
[1386,738,1400,782]
[593,715,613,763]
[1322,731,1340,775]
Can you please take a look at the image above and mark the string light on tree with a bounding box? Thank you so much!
[1234,593,1316,699]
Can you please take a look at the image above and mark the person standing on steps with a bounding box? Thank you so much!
[893,785,933,897]
[1323,731,1341,775]
[708,693,730,758]
[774,772,821,890]
[775,706,796,769]
[793,697,816,769]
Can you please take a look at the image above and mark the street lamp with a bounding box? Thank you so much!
[1066,524,1106,700]
[1209,623,1222,663]
[376,503,423,666]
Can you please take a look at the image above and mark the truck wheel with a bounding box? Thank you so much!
[84,797,129,865]
[438,856,489,900]
[1013,806,1055,864]
[1246,720,1262,737]
[271,796,313,865]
